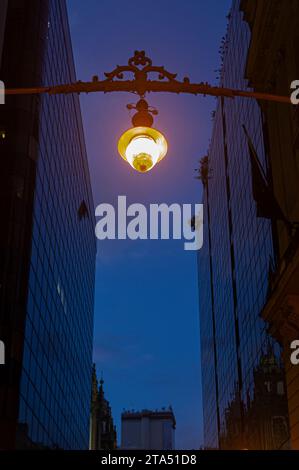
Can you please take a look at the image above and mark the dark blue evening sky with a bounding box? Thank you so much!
[67,0,231,449]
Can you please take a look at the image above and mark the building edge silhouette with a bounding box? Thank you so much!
[241,0,299,450]
[0,0,96,449]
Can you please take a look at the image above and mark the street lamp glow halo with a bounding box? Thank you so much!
[118,126,168,173]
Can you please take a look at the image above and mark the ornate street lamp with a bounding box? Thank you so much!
[5,50,292,173]
[118,99,167,173]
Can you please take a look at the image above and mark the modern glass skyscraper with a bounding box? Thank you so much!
[0,0,96,449]
[199,0,290,450]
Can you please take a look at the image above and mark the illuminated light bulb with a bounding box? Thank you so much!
[125,136,161,172]
[118,126,168,173]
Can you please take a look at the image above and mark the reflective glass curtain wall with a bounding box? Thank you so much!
[10,0,96,449]
[199,0,288,449]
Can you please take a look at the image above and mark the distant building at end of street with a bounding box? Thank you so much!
[121,408,176,450]
[89,365,117,450]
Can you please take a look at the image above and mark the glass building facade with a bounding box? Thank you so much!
[199,0,289,449]
[0,0,96,449]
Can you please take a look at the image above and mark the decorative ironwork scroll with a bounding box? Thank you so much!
[5,50,291,104]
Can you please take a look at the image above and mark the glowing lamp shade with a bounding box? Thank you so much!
[118,126,167,173]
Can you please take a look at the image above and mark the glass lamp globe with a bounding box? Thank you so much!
[118,126,168,173]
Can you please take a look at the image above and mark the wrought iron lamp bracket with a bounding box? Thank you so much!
[4,50,291,104]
